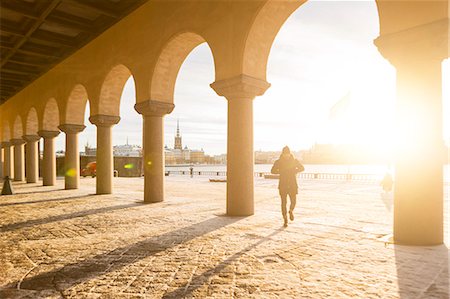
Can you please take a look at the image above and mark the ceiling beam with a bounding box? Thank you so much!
[31,31,79,48]
[46,12,96,33]
[0,23,26,37]
[0,2,39,20]
[65,0,120,19]
[1,79,25,86]
[1,0,63,68]
[0,73,32,81]
[0,46,62,59]
[7,58,49,67]
[0,68,41,76]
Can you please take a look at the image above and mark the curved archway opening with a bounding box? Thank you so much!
[151,32,207,103]
[98,64,133,116]
[254,0,395,171]
[164,40,226,185]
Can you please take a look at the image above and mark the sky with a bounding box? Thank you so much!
[54,0,449,156]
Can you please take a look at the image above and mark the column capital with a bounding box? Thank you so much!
[89,114,121,127]
[38,130,60,139]
[23,135,40,142]
[58,124,86,134]
[134,100,174,117]
[210,74,270,99]
[10,138,25,146]
[1,141,11,148]
[375,19,449,66]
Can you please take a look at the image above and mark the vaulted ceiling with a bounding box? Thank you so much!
[0,0,148,105]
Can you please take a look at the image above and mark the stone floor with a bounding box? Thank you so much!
[0,176,449,298]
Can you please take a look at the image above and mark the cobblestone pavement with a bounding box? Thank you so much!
[0,176,449,298]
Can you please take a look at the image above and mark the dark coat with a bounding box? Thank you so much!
[271,155,304,195]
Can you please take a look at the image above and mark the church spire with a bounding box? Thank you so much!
[174,119,182,150]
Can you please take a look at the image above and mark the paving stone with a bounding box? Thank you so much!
[0,177,449,298]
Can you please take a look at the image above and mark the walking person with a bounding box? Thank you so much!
[380,172,393,194]
[271,146,304,227]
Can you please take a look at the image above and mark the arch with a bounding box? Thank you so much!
[242,1,305,80]
[25,108,39,135]
[150,32,214,103]
[64,84,89,125]
[97,64,133,116]
[42,98,60,131]
[2,121,11,142]
[13,115,23,139]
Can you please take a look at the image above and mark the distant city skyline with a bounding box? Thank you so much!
[52,1,450,156]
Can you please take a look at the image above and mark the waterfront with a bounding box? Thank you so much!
[167,164,450,181]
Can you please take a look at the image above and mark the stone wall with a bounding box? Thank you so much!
[56,156,143,177]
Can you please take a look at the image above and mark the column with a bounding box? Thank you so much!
[0,147,3,179]
[38,130,60,186]
[375,20,448,245]
[58,124,85,190]
[135,100,174,203]
[89,115,120,194]
[211,75,270,216]
[23,135,40,183]
[1,142,13,178]
[10,138,25,181]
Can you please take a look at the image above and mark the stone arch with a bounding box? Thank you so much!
[13,115,23,139]
[64,84,90,125]
[242,1,304,80]
[150,32,215,103]
[97,64,133,116]
[241,0,384,80]
[25,108,39,135]
[2,121,11,142]
[42,98,60,131]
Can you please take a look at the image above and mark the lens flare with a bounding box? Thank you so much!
[66,168,76,177]
[124,163,134,169]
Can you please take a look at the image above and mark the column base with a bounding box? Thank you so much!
[143,198,163,204]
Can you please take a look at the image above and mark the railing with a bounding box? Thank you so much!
[165,170,380,182]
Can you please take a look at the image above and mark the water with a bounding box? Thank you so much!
[166,164,450,181]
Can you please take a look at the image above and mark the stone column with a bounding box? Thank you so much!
[10,138,25,181]
[135,100,174,203]
[58,124,85,190]
[211,75,270,216]
[38,130,60,186]
[1,142,13,178]
[375,20,448,245]
[89,115,120,194]
[23,135,40,183]
[0,147,3,179]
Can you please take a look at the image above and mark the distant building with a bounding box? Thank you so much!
[83,142,96,156]
[164,121,205,164]
[255,151,280,164]
[113,138,142,157]
[82,138,142,157]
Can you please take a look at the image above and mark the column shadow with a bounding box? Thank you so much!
[162,228,283,298]
[395,244,449,298]
[0,202,141,232]
[4,216,244,293]
[0,194,95,207]
[12,188,65,196]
